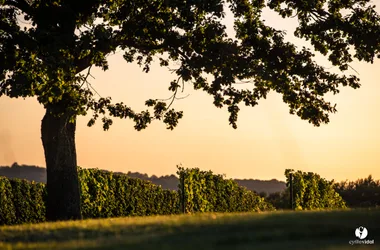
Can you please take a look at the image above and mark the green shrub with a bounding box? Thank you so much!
[285,169,346,210]
[79,167,180,219]
[0,177,46,226]
[1,167,181,226]
[2,166,276,226]
[29,181,47,223]
[0,177,16,225]
[9,179,34,224]
[177,166,275,213]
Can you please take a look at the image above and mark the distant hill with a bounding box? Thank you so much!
[0,162,46,183]
[235,179,287,195]
[0,163,286,194]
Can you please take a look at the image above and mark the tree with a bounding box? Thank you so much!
[1,0,379,221]
[334,175,380,208]
[266,190,290,210]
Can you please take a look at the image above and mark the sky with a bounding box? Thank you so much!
[0,4,379,183]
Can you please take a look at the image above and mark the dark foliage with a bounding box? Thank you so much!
[334,175,380,208]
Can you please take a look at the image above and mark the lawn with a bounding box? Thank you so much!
[0,208,379,250]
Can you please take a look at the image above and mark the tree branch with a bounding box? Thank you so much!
[74,36,169,74]
[0,19,37,49]
[4,0,34,16]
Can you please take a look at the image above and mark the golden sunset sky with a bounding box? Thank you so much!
[0,4,379,182]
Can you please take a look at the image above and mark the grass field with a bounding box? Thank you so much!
[0,208,379,250]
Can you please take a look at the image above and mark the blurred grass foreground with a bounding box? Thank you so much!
[0,208,379,250]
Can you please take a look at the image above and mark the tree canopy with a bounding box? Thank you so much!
[2,0,379,130]
[1,0,380,222]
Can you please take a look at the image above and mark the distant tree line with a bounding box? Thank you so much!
[0,163,46,184]
[333,175,380,208]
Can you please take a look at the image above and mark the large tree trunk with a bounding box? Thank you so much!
[41,105,82,221]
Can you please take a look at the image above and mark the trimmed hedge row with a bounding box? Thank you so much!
[1,166,274,226]
[0,167,180,226]
[79,168,180,219]
[177,166,275,213]
[0,177,46,225]
[285,169,346,210]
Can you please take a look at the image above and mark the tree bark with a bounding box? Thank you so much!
[41,105,82,221]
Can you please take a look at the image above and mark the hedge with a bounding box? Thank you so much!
[79,168,180,219]
[0,167,179,226]
[0,177,46,225]
[177,166,275,213]
[1,166,274,226]
[285,169,346,210]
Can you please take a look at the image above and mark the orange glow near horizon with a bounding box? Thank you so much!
[0,6,379,183]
